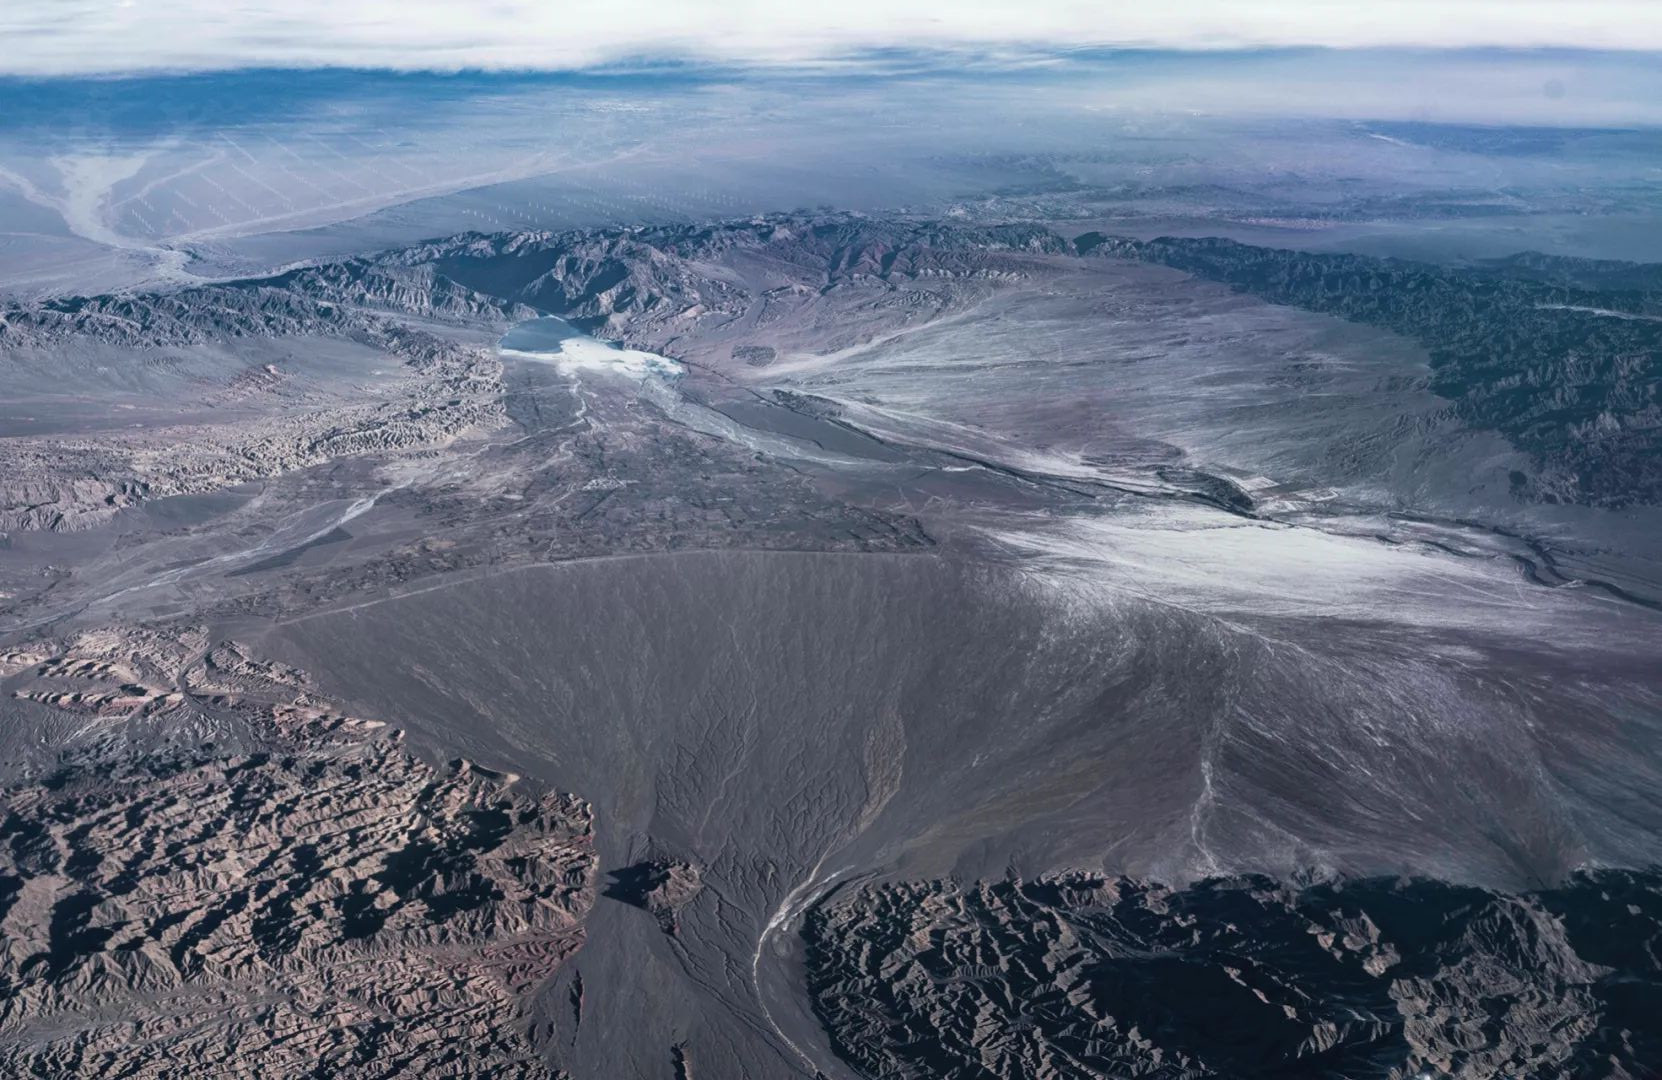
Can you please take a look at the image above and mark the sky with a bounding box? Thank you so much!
[3,1,1661,77]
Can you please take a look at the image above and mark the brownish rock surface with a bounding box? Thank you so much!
[0,628,596,1078]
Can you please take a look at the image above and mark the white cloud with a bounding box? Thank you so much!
[3,1,1660,77]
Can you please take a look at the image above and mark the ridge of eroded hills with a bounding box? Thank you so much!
[1079,233,1662,507]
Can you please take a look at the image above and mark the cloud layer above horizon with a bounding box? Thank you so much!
[5,0,1661,77]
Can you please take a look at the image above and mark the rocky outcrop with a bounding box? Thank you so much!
[603,858,703,935]
[0,627,596,1078]
[0,263,536,351]
[806,873,1662,1079]
[395,215,1066,340]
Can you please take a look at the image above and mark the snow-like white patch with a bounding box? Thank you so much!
[1537,303,1662,324]
[983,501,1549,632]
[501,334,682,381]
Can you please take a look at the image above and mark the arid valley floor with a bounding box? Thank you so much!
[2,210,1661,1078]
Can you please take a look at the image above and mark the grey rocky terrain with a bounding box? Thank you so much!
[1078,234,1662,508]
[0,263,528,533]
[2,211,1660,1078]
[807,872,1662,1079]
